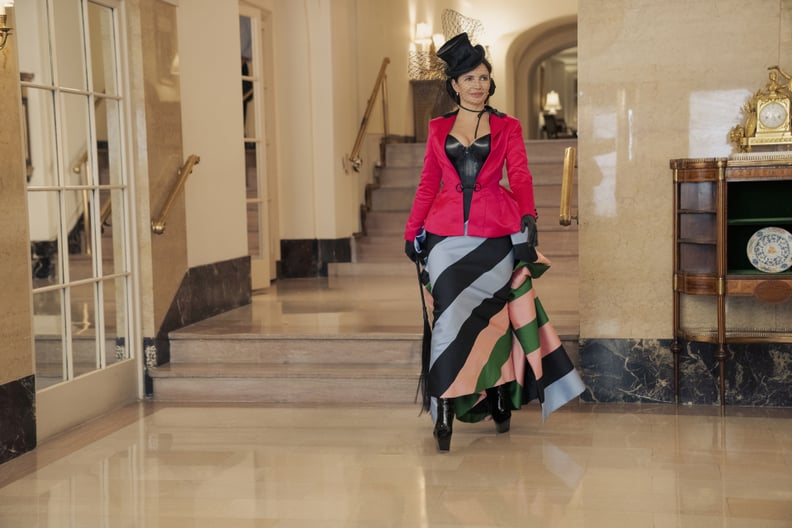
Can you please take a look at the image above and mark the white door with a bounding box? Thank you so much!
[240,5,279,288]
[19,0,140,438]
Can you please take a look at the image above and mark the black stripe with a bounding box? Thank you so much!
[520,345,577,404]
[538,345,576,385]
[431,237,511,321]
[429,281,511,396]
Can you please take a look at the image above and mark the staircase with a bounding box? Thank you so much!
[332,139,578,278]
[149,139,578,403]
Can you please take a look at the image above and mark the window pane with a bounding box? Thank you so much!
[61,92,92,186]
[88,2,118,96]
[247,201,262,257]
[52,0,88,91]
[97,98,124,186]
[105,277,129,365]
[65,189,96,281]
[97,188,127,275]
[70,283,99,378]
[16,0,54,86]
[240,16,253,76]
[246,145,262,258]
[33,289,66,390]
[25,89,58,187]
[29,190,62,283]
[242,82,256,139]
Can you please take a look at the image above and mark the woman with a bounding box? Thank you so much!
[404,32,584,452]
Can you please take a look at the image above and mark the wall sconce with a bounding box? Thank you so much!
[544,90,562,115]
[0,2,14,52]
[408,22,445,80]
[414,22,432,51]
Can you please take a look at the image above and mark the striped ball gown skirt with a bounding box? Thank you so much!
[422,232,584,423]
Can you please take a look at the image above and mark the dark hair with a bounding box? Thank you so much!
[445,58,496,103]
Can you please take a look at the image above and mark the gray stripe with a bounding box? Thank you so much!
[426,236,514,370]
[540,369,586,421]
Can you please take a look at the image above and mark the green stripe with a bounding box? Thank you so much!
[475,331,513,391]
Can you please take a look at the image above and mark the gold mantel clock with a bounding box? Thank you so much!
[729,65,792,152]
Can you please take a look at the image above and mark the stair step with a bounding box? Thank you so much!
[329,261,415,276]
[168,333,420,364]
[376,161,572,188]
[150,362,420,403]
[385,139,577,166]
[370,185,575,213]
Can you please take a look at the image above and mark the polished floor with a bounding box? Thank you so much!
[3,274,792,526]
[2,401,792,527]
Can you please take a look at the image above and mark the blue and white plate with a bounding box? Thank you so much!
[747,227,792,273]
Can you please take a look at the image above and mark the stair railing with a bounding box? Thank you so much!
[71,96,105,255]
[347,57,390,172]
[559,146,578,226]
[151,154,201,234]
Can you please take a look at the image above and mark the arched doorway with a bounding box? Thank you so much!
[509,17,577,140]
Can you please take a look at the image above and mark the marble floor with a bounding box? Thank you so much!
[1,401,792,527]
[3,273,792,526]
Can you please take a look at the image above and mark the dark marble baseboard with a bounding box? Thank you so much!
[0,375,36,465]
[279,238,351,278]
[154,256,251,366]
[579,338,792,406]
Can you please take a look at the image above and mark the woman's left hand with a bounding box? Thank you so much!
[521,214,538,247]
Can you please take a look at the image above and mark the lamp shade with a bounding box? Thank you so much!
[544,90,562,114]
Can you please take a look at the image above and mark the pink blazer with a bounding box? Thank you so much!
[404,110,536,241]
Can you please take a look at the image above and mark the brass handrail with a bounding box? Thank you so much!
[100,198,112,225]
[151,154,200,234]
[559,146,578,226]
[347,57,390,172]
[72,151,89,174]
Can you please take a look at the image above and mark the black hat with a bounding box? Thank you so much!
[436,32,486,78]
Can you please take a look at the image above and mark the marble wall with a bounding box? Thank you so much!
[152,256,252,368]
[577,1,792,404]
[280,238,352,278]
[580,339,792,406]
[0,7,37,462]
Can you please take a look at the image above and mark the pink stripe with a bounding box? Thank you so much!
[508,339,526,386]
[442,306,510,398]
[510,267,529,288]
[539,323,561,357]
[508,288,537,330]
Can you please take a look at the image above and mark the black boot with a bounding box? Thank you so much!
[433,398,454,451]
[486,385,512,434]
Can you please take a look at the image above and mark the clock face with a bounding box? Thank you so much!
[759,101,788,129]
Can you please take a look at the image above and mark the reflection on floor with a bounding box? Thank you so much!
[1,401,791,526]
[177,261,579,340]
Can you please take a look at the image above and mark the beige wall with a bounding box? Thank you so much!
[0,10,34,386]
[577,0,792,339]
[331,0,362,238]
[178,0,249,268]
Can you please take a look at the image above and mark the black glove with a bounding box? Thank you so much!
[405,240,420,263]
[513,242,538,264]
[521,214,538,247]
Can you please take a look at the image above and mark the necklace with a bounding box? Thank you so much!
[458,103,485,113]
[458,104,487,138]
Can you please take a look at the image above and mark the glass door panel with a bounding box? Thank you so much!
[104,277,129,365]
[33,289,66,389]
[70,283,99,378]
[52,0,88,91]
[87,3,119,97]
